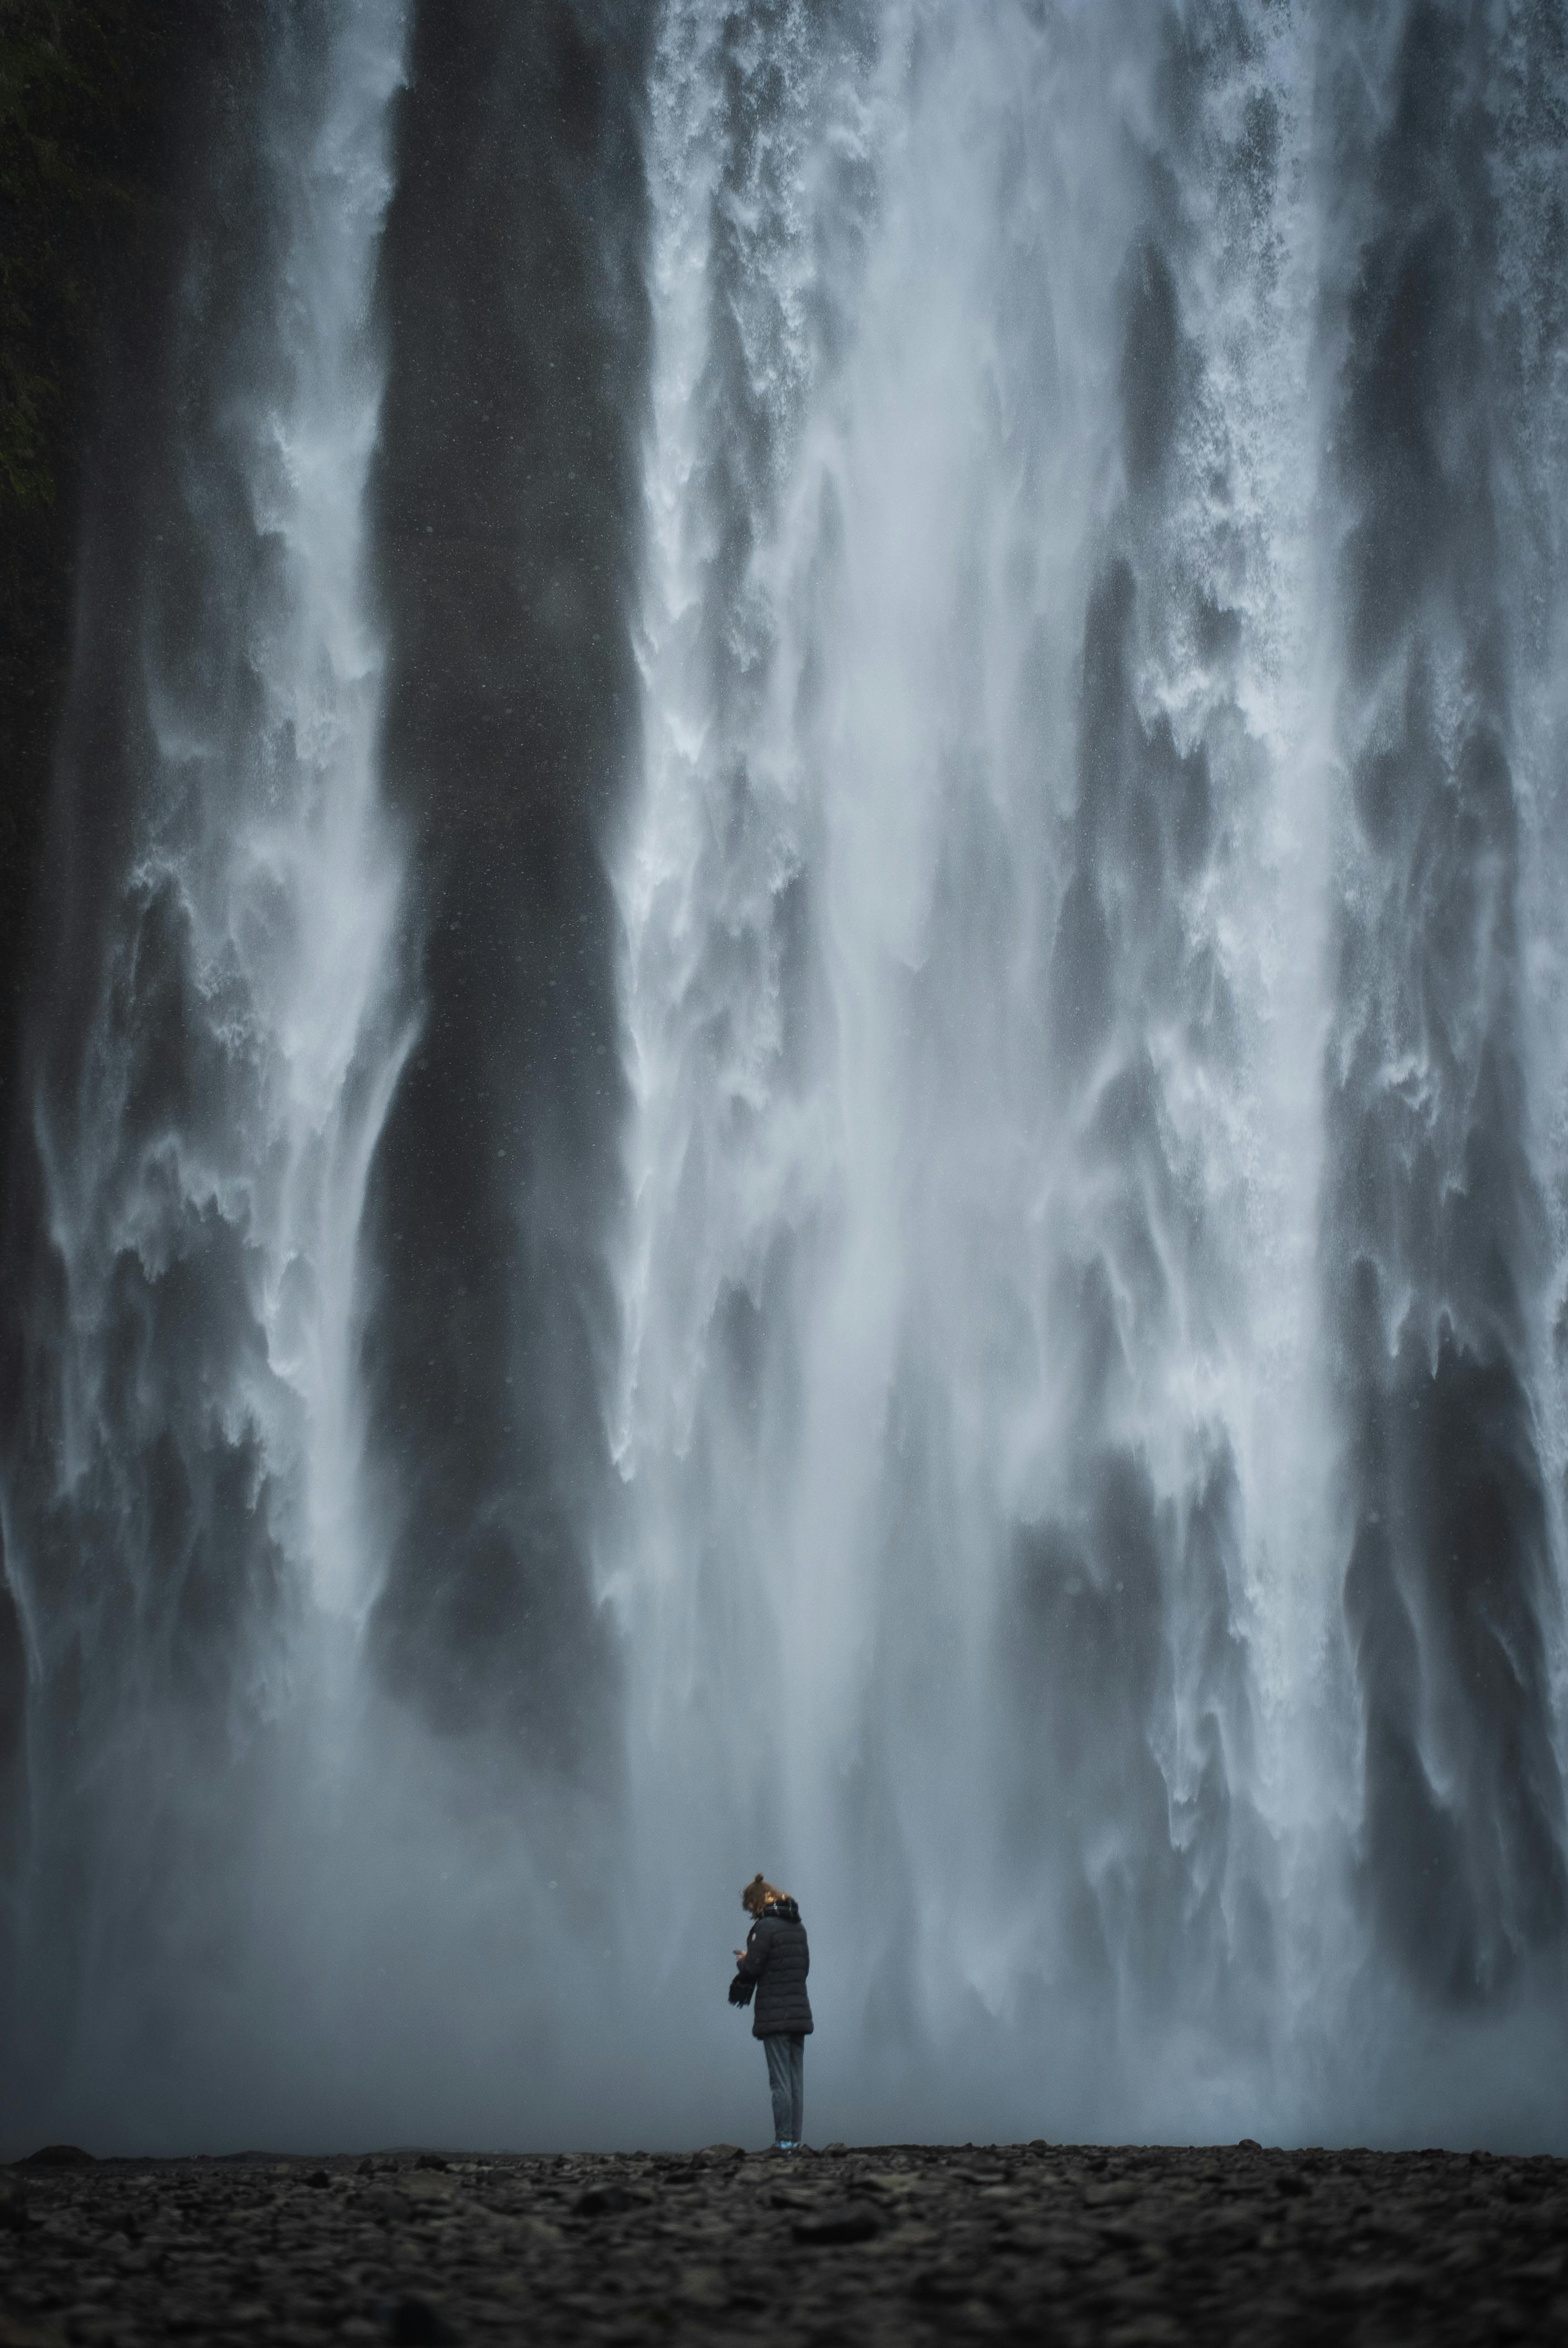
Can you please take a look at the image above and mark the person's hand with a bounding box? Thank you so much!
[733,1949,745,1960]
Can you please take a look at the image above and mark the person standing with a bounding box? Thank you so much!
[729,1873,812,2150]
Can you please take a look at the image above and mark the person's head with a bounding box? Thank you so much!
[741,1872,785,1916]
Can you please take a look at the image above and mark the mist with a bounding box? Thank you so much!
[4,0,1568,2159]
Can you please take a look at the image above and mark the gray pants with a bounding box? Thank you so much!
[764,2033,805,2145]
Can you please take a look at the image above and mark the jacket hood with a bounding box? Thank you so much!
[764,1897,801,1923]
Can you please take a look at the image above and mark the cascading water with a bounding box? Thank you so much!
[615,0,1335,2144]
[0,0,415,2145]
[4,0,1568,2155]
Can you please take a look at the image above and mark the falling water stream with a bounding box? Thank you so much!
[4,0,1568,2154]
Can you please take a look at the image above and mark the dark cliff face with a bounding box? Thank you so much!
[0,0,202,1206]
[358,0,651,1773]
[0,0,225,2000]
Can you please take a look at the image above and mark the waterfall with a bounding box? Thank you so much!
[4,0,1568,2154]
[616,0,1324,2140]
[1,0,413,2146]
[614,0,1568,2144]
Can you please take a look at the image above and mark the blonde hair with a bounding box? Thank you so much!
[741,1872,786,1916]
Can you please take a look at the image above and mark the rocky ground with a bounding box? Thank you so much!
[2,2136,1564,2346]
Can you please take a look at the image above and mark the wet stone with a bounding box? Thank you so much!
[1,2143,1565,2342]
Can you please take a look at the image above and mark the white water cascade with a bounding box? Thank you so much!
[611,0,1568,2147]
[2,0,415,2146]
[4,0,1568,2156]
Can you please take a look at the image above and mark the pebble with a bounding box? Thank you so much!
[1,2140,1563,2342]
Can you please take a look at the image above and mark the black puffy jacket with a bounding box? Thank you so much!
[736,1897,813,2038]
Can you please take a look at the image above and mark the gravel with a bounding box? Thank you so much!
[2,2136,1562,2344]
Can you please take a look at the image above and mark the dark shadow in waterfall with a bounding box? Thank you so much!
[1322,0,1568,1999]
[1019,87,1275,2040]
[360,0,651,1775]
[1028,525,1265,2038]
